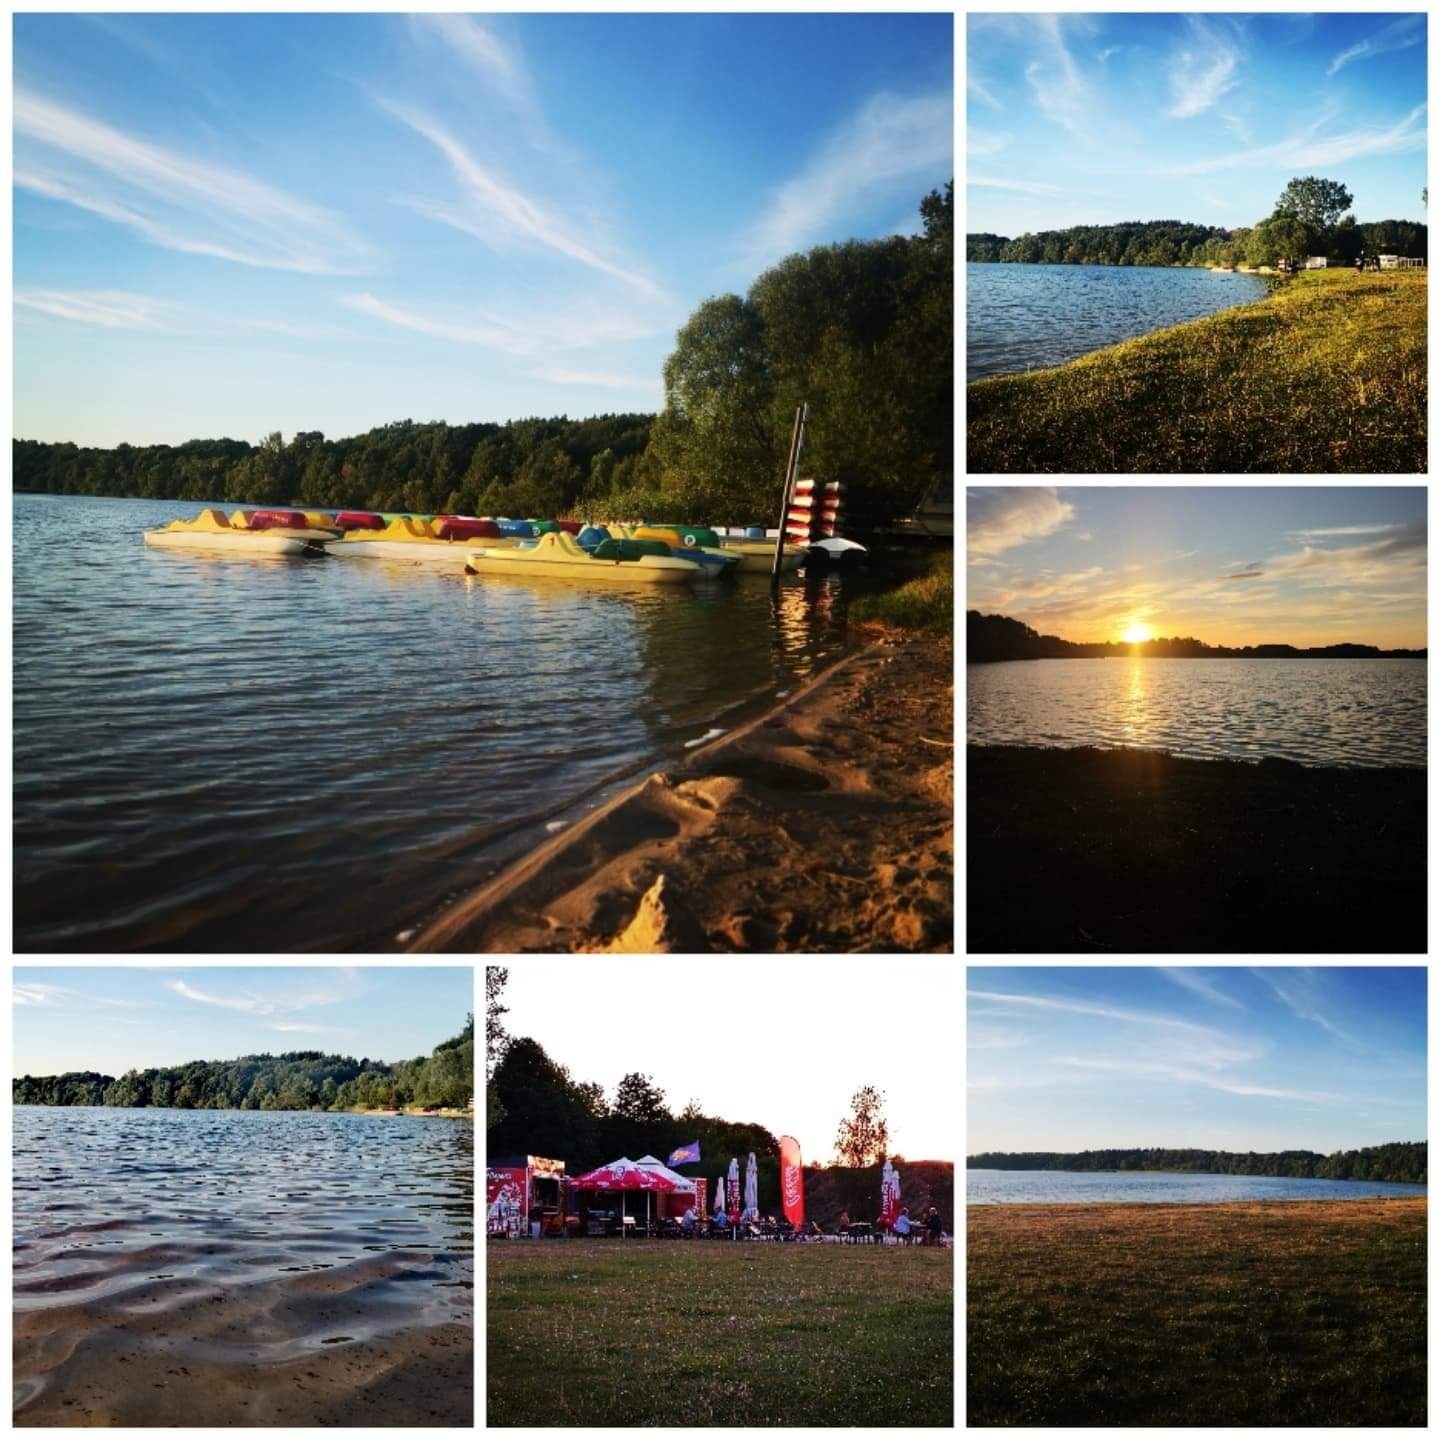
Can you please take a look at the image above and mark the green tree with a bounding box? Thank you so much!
[835,1085,890,1167]
[612,1071,671,1125]
[1273,175,1354,231]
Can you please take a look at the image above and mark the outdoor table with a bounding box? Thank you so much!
[848,1223,873,1244]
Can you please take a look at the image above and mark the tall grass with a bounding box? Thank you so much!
[968,269,1427,473]
[848,548,954,635]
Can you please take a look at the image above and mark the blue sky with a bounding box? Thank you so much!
[967,13,1427,236]
[14,12,952,447]
[12,967,474,1075]
[967,486,1428,648]
[968,967,1428,1154]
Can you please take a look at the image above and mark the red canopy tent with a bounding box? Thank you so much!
[571,1157,678,1237]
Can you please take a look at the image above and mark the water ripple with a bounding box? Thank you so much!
[967,658,1426,768]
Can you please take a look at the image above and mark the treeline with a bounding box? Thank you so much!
[12,1016,473,1112]
[967,1142,1427,1185]
[967,611,1426,662]
[968,218,1426,268]
[14,183,953,531]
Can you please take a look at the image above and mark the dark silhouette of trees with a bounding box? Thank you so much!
[967,610,1426,661]
[835,1085,890,1167]
[967,1142,1427,1185]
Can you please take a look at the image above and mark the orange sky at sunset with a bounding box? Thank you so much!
[967,487,1428,650]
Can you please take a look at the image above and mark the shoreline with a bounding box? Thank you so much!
[967,268,1426,472]
[409,634,953,952]
[967,744,1426,954]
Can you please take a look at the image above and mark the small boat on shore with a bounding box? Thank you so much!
[466,529,703,584]
[144,508,333,555]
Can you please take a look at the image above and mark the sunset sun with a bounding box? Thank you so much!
[1122,621,1152,645]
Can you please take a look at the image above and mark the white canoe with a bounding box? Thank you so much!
[326,538,517,564]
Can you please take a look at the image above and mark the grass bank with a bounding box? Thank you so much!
[968,1199,1426,1426]
[968,269,1426,472]
[488,1239,952,1425]
[848,548,953,636]
[967,745,1426,953]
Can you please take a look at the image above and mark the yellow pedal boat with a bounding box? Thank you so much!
[143,509,334,554]
[466,530,702,584]
[329,516,524,564]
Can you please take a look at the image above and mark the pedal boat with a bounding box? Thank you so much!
[329,515,525,563]
[466,530,702,584]
[143,508,335,554]
[582,525,739,577]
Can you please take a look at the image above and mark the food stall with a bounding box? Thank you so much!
[487,1154,574,1237]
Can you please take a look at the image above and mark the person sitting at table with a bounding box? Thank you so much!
[712,1208,729,1234]
[681,1206,696,1236]
[926,1206,943,1245]
[837,1208,851,1235]
[894,1206,912,1244]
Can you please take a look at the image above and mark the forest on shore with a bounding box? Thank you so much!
[967,177,1426,268]
[14,185,952,531]
[12,1016,473,1111]
[968,610,1427,661]
[967,1142,1427,1185]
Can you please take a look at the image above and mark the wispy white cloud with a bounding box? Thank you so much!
[1058,1056,1357,1105]
[1256,969,1366,1049]
[967,487,1076,558]
[341,291,668,356]
[379,98,667,302]
[1158,967,1246,1011]
[967,130,1011,159]
[1284,522,1407,542]
[1327,15,1425,77]
[967,176,1063,197]
[1220,111,1252,144]
[968,1025,1032,1051]
[967,72,1004,111]
[13,981,138,1009]
[14,90,371,275]
[171,979,269,1013]
[1024,15,1089,136]
[744,90,951,265]
[1157,103,1426,177]
[967,988,1219,1039]
[16,287,339,340]
[533,368,655,390]
[1166,19,1240,119]
[271,1022,348,1035]
[410,14,539,120]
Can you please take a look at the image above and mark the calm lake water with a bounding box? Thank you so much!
[968,1168,1428,1204]
[967,263,1269,380]
[14,1107,472,1420]
[14,493,853,951]
[966,657,1426,768]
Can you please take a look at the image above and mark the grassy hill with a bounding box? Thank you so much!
[968,269,1426,473]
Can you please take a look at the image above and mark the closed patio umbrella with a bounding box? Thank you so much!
[744,1152,758,1222]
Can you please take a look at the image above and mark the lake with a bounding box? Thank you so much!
[967,1168,1428,1205]
[966,657,1426,768]
[967,263,1269,380]
[13,1106,473,1424]
[13,493,853,951]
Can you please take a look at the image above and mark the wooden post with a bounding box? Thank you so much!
[770,403,807,588]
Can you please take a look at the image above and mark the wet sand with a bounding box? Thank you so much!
[15,1254,471,1426]
[409,636,953,952]
[968,744,1426,953]
[14,1107,472,1427]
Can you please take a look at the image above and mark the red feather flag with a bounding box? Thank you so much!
[779,1136,805,1230]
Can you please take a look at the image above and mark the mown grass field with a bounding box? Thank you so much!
[968,1199,1426,1426]
[488,1239,953,1426]
[967,268,1427,472]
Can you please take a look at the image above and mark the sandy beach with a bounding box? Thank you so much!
[409,635,953,952]
[14,1252,471,1427]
